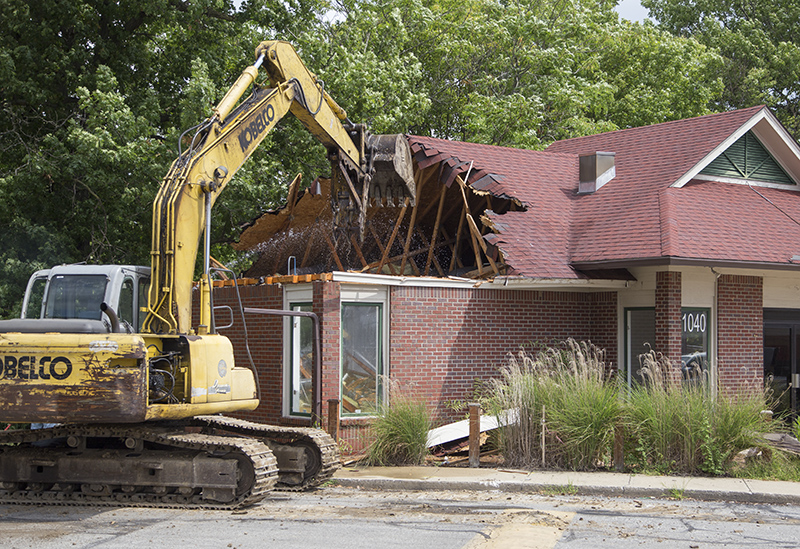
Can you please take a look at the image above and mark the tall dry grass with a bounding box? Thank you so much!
[625,350,772,475]
[487,340,620,470]
[488,341,774,475]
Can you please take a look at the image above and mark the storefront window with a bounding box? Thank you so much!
[341,303,382,415]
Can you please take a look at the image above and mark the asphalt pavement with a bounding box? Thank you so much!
[333,465,800,505]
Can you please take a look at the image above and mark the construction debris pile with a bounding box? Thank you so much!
[236,149,522,280]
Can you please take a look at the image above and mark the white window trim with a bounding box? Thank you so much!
[340,285,389,418]
[282,284,312,418]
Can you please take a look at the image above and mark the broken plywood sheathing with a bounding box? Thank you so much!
[427,409,517,448]
[236,139,524,281]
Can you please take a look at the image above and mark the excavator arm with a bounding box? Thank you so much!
[144,40,415,335]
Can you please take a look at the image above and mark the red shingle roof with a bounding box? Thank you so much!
[408,106,800,278]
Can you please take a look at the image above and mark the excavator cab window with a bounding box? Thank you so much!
[119,277,135,331]
[137,277,150,331]
[44,275,108,321]
[23,276,48,319]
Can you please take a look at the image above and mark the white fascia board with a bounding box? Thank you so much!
[331,271,628,290]
[672,108,800,188]
[332,271,482,288]
[692,173,800,191]
[488,277,629,290]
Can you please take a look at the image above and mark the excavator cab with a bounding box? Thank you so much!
[3,265,151,335]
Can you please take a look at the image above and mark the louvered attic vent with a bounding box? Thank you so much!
[701,131,795,185]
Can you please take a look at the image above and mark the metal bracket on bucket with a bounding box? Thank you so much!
[330,132,416,237]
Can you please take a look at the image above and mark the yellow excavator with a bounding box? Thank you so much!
[0,41,415,508]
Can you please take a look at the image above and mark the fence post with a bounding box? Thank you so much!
[327,399,340,442]
[469,403,480,468]
[613,423,624,472]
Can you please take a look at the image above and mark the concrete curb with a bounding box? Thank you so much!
[331,468,800,506]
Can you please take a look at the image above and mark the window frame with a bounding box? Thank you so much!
[282,284,313,418]
[288,301,314,417]
[339,286,389,418]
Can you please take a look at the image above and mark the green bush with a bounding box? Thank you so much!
[365,390,431,466]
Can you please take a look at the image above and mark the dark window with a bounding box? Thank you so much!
[681,308,710,384]
[119,277,135,330]
[626,308,655,385]
[44,275,108,320]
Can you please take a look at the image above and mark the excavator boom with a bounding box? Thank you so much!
[145,40,415,335]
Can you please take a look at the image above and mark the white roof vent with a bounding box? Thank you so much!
[579,152,616,194]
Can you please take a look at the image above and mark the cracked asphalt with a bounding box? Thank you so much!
[2,486,800,548]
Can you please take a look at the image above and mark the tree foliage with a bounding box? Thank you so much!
[643,0,800,138]
[0,0,727,317]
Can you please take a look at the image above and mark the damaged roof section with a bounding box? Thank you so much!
[236,107,800,283]
[237,136,540,280]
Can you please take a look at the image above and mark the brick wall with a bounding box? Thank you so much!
[717,275,763,397]
[199,283,619,452]
[389,286,618,424]
[210,285,284,424]
[187,272,772,453]
[655,271,682,384]
[314,280,341,425]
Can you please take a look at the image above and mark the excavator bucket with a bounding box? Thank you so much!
[368,134,416,207]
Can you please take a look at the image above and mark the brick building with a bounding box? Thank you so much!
[211,106,800,451]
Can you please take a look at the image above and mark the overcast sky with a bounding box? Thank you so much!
[614,0,652,22]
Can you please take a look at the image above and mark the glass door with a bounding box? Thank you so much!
[763,310,800,418]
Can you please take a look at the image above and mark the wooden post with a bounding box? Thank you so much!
[614,423,624,472]
[368,224,397,275]
[322,231,345,271]
[469,403,480,468]
[400,175,424,275]
[327,399,340,442]
[449,208,466,273]
[349,233,369,269]
[425,183,448,276]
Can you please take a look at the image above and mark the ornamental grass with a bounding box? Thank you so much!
[488,340,775,475]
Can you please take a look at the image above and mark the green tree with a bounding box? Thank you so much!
[0,0,328,317]
[0,0,728,317]
[643,0,800,139]
[329,0,722,149]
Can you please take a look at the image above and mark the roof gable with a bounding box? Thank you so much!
[672,107,800,189]
[701,130,794,185]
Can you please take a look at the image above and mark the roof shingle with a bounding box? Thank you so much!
[409,106,800,277]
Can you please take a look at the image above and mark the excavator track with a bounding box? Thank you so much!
[0,423,278,509]
[191,416,341,491]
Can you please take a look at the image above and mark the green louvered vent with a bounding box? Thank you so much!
[701,131,794,185]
